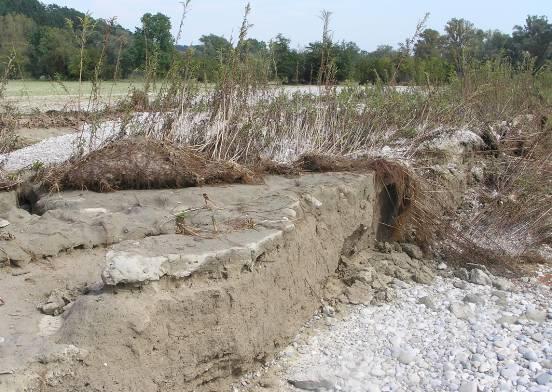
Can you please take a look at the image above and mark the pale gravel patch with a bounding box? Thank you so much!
[239,271,552,392]
[0,122,119,171]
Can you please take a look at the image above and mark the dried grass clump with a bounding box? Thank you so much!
[0,111,18,154]
[16,111,91,129]
[0,169,18,191]
[254,159,299,176]
[41,137,258,192]
[434,116,552,273]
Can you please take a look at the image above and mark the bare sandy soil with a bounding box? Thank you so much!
[0,172,399,392]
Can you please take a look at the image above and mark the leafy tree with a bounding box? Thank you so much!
[243,38,267,55]
[33,27,77,78]
[191,35,232,81]
[269,34,298,83]
[481,30,513,60]
[334,41,360,81]
[0,13,35,77]
[415,29,444,59]
[42,4,84,29]
[302,41,324,84]
[416,57,453,84]
[354,48,395,85]
[513,16,552,68]
[196,34,232,57]
[444,18,480,73]
[0,0,43,20]
[131,12,174,74]
[0,0,84,29]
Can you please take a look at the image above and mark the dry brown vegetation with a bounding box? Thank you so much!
[39,137,258,192]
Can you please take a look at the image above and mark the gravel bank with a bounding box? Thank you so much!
[240,269,552,392]
[0,122,118,171]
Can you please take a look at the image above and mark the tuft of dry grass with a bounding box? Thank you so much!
[39,137,259,192]
[441,116,551,269]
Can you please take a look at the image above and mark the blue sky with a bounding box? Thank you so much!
[45,0,551,51]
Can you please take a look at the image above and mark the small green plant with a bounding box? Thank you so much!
[175,210,188,234]
[31,160,45,171]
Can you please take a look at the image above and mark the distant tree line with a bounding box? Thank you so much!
[1,0,551,84]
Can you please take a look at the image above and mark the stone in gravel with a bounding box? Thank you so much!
[456,352,469,362]
[372,288,396,304]
[397,348,417,364]
[459,381,478,392]
[471,353,485,363]
[495,298,510,307]
[497,315,518,325]
[437,262,447,270]
[449,303,474,320]
[454,280,468,289]
[492,291,509,300]
[417,296,438,311]
[39,289,74,316]
[391,278,409,289]
[343,283,374,306]
[287,378,334,391]
[370,366,386,377]
[531,334,544,343]
[470,268,492,285]
[520,348,538,362]
[494,339,509,348]
[524,310,546,323]
[542,360,552,369]
[493,278,514,291]
[430,379,442,389]
[479,362,492,372]
[535,373,551,385]
[322,305,335,317]
[497,381,512,391]
[401,243,423,259]
[0,218,9,228]
[500,364,521,380]
[282,346,295,358]
[408,373,420,385]
[496,351,509,361]
[412,270,433,284]
[444,370,456,380]
[463,294,485,305]
[456,268,470,281]
[517,375,530,385]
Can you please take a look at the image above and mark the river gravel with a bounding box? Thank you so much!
[0,122,119,171]
[240,269,552,392]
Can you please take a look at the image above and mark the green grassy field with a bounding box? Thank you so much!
[4,80,150,97]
